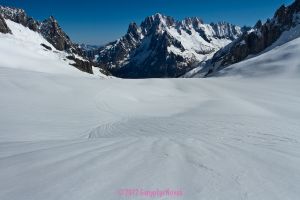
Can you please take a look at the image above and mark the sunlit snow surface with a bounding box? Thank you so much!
[0,20,106,78]
[0,21,300,200]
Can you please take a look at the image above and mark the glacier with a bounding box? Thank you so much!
[0,11,300,200]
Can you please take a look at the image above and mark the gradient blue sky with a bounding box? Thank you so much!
[0,0,294,45]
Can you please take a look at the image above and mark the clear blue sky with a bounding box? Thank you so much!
[0,0,294,45]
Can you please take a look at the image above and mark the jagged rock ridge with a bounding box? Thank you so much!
[208,0,300,74]
[89,13,243,78]
[0,6,96,74]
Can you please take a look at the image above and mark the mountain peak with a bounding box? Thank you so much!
[182,17,204,26]
[127,22,142,40]
[0,6,40,31]
[43,16,58,24]
[127,22,138,32]
[0,6,25,16]
[153,13,163,18]
[92,12,242,78]
[139,13,175,35]
[49,16,56,22]
[151,13,169,20]
[143,13,174,24]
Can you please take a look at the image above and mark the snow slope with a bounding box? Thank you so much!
[0,20,300,200]
[165,22,234,61]
[0,67,300,199]
[216,36,300,78]
[0,20,104,77]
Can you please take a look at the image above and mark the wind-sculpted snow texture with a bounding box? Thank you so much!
[0,53,300,199]
[1,2,300,200]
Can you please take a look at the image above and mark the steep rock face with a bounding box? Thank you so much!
[0,6,39,31]
[209,0,300,73]
[0,6,84,55]
[210,22,243,40]
[95,21,143,73]
[91,13,243,78]
[39,17,95,74]
[40,16,70,51]
[0,14,11,34]
[66,55,94,74]
[115,30,191,78]
[40,16,81,54]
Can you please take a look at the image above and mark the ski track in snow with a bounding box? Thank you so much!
[0,65,300,200]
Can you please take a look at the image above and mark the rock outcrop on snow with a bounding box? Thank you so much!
[40,16,83,55]
[0,14,11,34]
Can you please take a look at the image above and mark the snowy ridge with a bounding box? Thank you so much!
[216,35,300,78]
[200,0,300,76]
[92,13,243,78]
[0,20,106,77]
[0,5,105,75]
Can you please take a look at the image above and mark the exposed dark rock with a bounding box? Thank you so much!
[0,14,11,34]
[40,16,73,52]
[112,31,192,78]
[66,55,94,74]
[0,6,100,75]
[89,13,243,78]
[41,43,52,50]
[254,20,263,29]
[210,22,242,40]
[0,6,40,31]
[209,0,300,74]
[0,6,84,55]
[27,17,39,32]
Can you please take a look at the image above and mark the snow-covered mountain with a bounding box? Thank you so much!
[1,2,300,200]
[0,6,109,75]
[198,0,300,77]
[1,23,300,200]
[89,14,244,78]
[215,29,300,78]
[0,19,106,77]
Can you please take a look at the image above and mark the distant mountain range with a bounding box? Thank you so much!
[1,0,300,78]
[87,14,247,78]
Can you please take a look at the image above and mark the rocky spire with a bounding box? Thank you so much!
[40,16,72,51]
[140,13,175,35]
[0,14,11,34]
[210,22,242,40]
[254,20,263,29]
[127,22,142,40]
[181,17,203,28]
